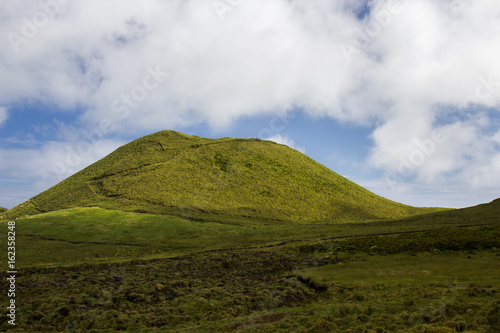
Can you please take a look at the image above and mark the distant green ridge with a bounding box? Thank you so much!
[5,130,441,222]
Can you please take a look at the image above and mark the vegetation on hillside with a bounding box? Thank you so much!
[4,130,441,222]
[4,199,497,268]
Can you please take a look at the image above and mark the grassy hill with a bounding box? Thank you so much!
[4,130,439,222]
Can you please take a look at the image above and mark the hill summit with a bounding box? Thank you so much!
[6,131,437,222]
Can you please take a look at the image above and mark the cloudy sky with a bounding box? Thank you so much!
[1,0,499,209]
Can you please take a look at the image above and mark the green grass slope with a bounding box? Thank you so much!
[4,199,497,268]
[5,130,439,222]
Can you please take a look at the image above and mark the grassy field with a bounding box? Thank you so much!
[290,251,500,333]
[2,201,498,268]
[0,200,499,332]
[2,248,500,332]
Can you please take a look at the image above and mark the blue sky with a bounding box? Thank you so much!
[1,0,500,209]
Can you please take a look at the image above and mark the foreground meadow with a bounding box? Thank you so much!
[1,204,499,332]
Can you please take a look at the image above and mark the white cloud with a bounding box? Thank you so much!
[359,177,499,209]
[0,138,125,208]
[0,107,8,126]
[266,134,306,153]
[0,0,500,206]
